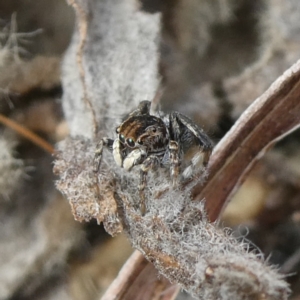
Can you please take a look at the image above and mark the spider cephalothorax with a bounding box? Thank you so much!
[93,100,213,214]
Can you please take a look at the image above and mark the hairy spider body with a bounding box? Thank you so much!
[114,114,169,170]
[93,101,213,214]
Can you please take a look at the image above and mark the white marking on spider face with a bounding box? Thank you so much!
[123,149,145,171]
[113,139,123,167]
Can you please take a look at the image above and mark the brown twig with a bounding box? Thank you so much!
[0,113,54,154]
[102,250,179,300]
[194,59,300,222]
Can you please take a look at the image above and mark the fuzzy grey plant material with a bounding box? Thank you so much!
[54,137,123,236]
[62,0,160,138]
[54,133,290,299]
[54,0,291,299]
[126,203,288,300]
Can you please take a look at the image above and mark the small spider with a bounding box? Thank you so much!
[93,101,213,214]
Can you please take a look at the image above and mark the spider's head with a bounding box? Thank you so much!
[116,115,169,153]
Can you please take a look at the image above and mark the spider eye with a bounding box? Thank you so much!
[116,127,120,134]
[119,134,125,143]
[127,138,135,147]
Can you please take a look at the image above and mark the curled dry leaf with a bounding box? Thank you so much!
[196,58,300,222]
[54,137,123,236]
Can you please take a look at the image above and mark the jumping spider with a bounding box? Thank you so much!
[93,101,213,214]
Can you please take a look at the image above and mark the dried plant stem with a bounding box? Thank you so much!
[0,113,54,154]
[194,59,300,222]
[102,250,179,300]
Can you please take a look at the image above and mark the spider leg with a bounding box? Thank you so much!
[93,137,114,172]
[169,140,180,186]
[169,112,213,179]
[121,100,151,121]
[139,155,160,215]
[182,147,212,179]
[112,139,124,167]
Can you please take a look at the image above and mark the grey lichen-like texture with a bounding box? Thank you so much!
[59,0,160,231]
[55,0,291,299]
[128,203,289,300]
[54,137,123,236]
[55,135,290,300]
[62,0,160,138]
